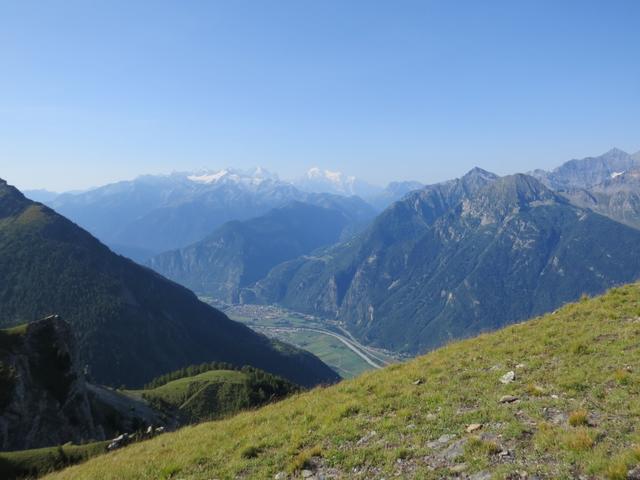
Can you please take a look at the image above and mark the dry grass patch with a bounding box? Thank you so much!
[287,445,322,474]
[464,437,502,457]
[614,368,631,385]
[525,383,546,396]
[568,409,589,427]
[564,428,595,452]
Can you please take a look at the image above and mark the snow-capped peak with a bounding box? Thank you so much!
[186,167,278,186]
[305,167,355,185]
[188,170,230,184]
[295,167,382,197]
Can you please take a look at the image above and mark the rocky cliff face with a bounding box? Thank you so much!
[0,316,102,451]
[0,316,168,452]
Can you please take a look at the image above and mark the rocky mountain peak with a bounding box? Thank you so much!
[0,178,31,218]
[534,148,640,190]
[462,167,498,181]
[458,168,500,195]
[460,174,561,224]
[602,147,631,159]
[185,167,280,187]
[493,173,558,203]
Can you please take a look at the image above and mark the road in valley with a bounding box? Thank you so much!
[256,325,387,369]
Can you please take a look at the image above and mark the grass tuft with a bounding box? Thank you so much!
[526,383,546,396]
[568,409,589,427]
[614,368,631,385]
[564,428,595,451]
[338,404,360,419]
[159,464,182,479]
[464,437,501,457]
[395,448,412,460]
[571,342,590,355]
[605,460,628,480]
[240,445,263,459]
[287,446,322,473]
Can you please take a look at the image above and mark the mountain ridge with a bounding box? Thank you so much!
[148,200,370,302]
[531,148,640,190]
[0,178,339,388]
[246,171,640,354]
[560,167,640,230]
[49,170,380,260]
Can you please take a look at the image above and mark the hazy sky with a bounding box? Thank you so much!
[1,0,639,192]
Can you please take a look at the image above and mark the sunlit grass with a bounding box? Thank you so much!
[44,283,640,479]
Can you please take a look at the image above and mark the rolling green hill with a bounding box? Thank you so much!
[126,365,298,423]
[0,178,339,388]
[43,283,640,479]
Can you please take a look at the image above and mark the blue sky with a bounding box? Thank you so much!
[0,0,639,191]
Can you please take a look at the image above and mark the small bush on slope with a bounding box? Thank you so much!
[46,283,640,479]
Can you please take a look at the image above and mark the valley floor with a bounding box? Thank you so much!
[218,302,402,378]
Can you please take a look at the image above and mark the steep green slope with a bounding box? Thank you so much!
[46,283,640,479]
[249,172,640,355]
[0,442,109,480]
[0,179,339,388]
[128,366,298,423]
[148,202,356,303]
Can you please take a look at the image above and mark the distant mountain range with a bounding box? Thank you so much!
[366,180,425,210]
[45,168,388,261]
[48,169,305,260]
[561,169,640,230]
[0,178,339,388]
[22,189,60,203]
[148,199,375,303]
[531,147,640,190]
[39,167,428,262]
[532,148,640,229]
[294,167,383,198]
[244,166,640,354]
[14,147,640,363]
